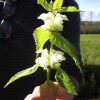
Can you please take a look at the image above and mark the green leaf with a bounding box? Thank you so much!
[4,64,39,88]
[58,6,80,12]
[37,0,52,11]
[50,32,81,71]
[53,0,63,10]
[34,27,50,50]
[55,68,77,95]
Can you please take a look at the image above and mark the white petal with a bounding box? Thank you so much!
[41,25,47,30]
[45,12,53,20]
[54,51,66,61]
[56,13,68,20]
[54,24,63,31]
[61,15,68,20]
[57,54,66,61]
[54,17,63,25]
[41,17,52,29]
[36,49,43,53]
[35,57,41,64]
[40,58,49,68]
[43,48,48,53]
[41,49,49,58]
[35,49,50,68]
[38,13,47,20]
[56,51,64,55]
[50,54,59,62]
[50,54,60,67]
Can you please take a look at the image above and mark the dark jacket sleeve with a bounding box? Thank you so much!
[61,0,82,84]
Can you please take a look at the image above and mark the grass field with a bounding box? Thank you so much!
[78,34,100,99]
[80,34,100,66]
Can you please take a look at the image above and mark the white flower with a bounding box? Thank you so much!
[35,57,49,68]
[54,50,66,61]
[54,13,68,31]
[50,50,66,68]
[36,49,44,53]
[50,54,59,63]
[38,12,54,30]
[35,48,66,69]
[35,49,49,68]
[36,49,49,58]
[38,12,68,31]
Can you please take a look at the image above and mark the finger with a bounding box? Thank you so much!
[51,82,74,100]
[31,86,41,100]
[40,82,56,100]
[57,86,68,99]
[31,84,56,100]
[32,86,40,96]
[24,94,33,100]
[56,87,74,100]
[24,86,41,100]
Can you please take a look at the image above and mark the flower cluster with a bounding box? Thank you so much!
[35,49,66,69]
[38,12,68,32]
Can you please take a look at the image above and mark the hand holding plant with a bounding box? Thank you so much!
[24,81,74,100]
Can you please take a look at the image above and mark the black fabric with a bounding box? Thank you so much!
[0,0,15,39]
[0,0,82,100]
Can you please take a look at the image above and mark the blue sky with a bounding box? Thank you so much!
[75,0,100,21]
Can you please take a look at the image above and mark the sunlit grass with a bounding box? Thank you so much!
[80,34,100,65]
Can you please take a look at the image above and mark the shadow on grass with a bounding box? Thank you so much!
[75,65,100,100]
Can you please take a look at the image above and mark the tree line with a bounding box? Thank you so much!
[81,21,100,34]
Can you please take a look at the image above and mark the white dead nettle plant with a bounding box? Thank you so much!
[5,0,81,96]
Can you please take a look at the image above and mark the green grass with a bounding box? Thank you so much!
[80,34,100,65]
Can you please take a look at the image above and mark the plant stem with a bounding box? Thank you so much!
[50,43,53,56]
[47,68,50,83]
[47,43,53,83]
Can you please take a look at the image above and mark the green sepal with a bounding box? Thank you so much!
[34,27,50,50]
[4,64,39,88]
[53,0,63,10]
[50,31,81,71]
[55,68,77,95]
[37,0,52,11]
